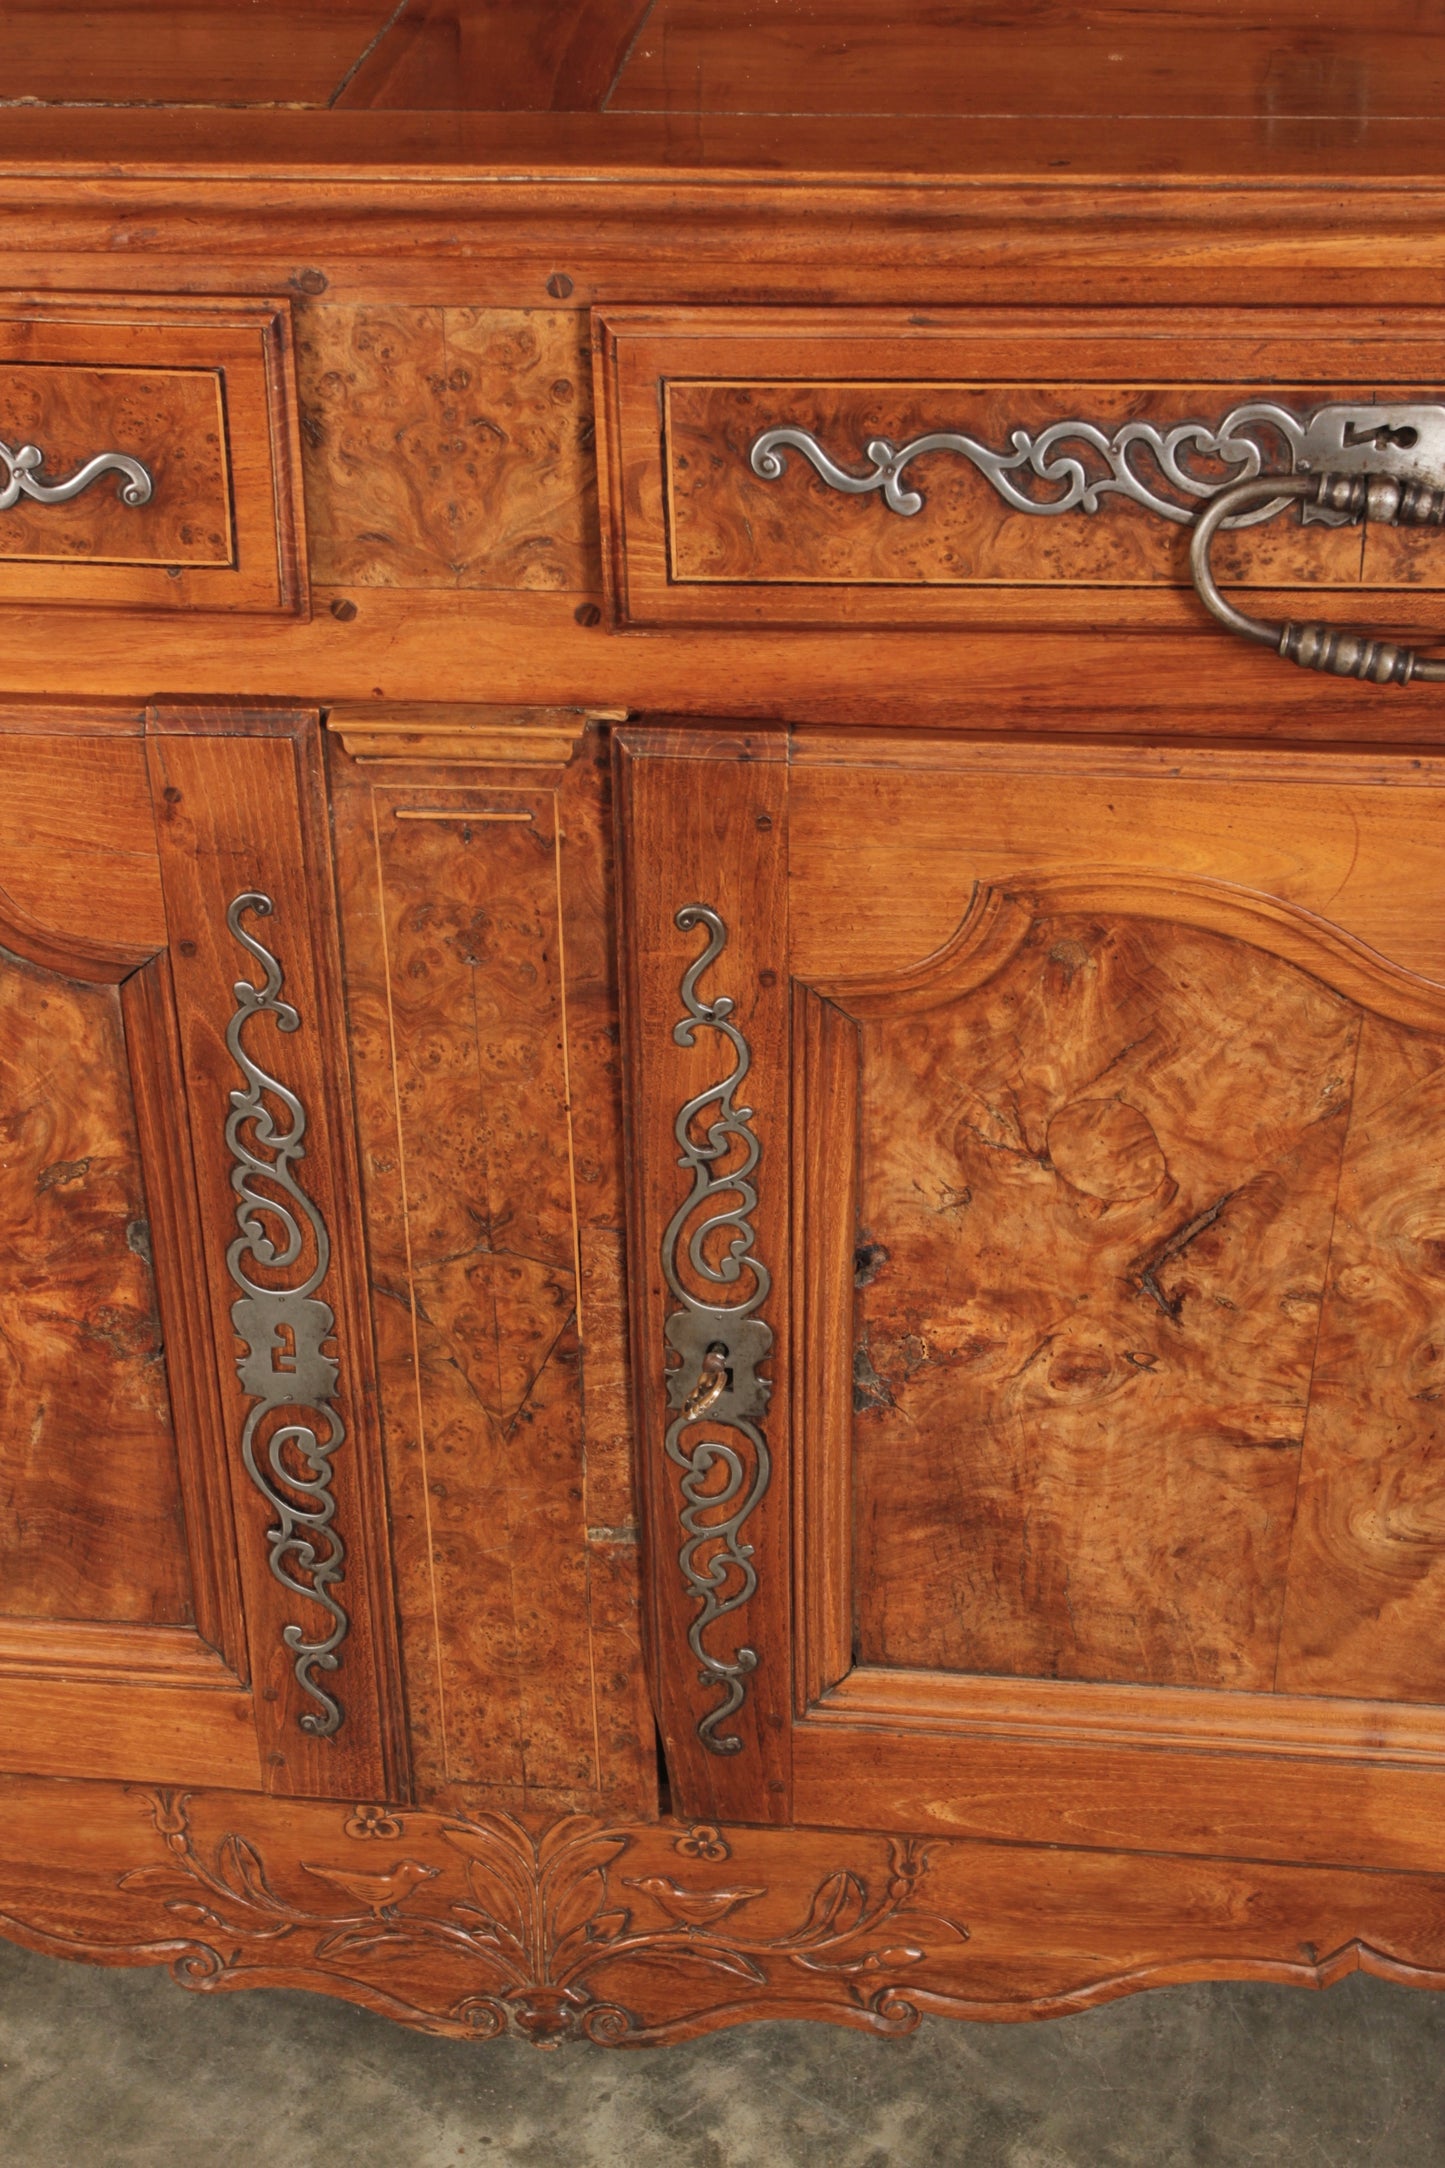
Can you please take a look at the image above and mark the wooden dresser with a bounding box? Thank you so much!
[6,0,1445,2048]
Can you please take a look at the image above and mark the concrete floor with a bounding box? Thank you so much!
[3,1937,1445,2164]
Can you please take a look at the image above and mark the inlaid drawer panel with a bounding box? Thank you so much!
[0,295,307,613]
[595,306,1445,632]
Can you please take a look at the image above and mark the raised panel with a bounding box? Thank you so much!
[0,940,192,1627]
[844,902,1362,1690]
[0,296,307,615]
[825,887,1445,1699]
[596,308,1445,632]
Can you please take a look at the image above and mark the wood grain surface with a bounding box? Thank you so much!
[612,0,1445,124]
[0,364,230,567]
[335,0,655,110]
[600,308,1445,628]
[298,304,597,591]
[844,903,1367,1690]
[0,2,405,106]
[328,729,655,1817]
[5,1778,1445,2046]
[0,297,306,614]
[0,943,190,1626]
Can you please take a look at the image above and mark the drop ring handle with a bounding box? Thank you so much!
[1189,470,1445,684]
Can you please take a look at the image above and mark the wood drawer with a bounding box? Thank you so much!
[0,295,306,614]
[595,306,1445,634]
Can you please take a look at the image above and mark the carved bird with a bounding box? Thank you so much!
[302,1858,439,1917]
[622,1876,765,1929]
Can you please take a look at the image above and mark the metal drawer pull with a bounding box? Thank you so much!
[0,437,153,510]
[1190,472,1445,685]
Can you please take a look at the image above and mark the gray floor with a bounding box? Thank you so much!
[3,1933,1443,2165]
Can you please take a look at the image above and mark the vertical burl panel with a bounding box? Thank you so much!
[0,945,190,1625]
[329,735,654,1815]
[1278,1017,1445,1702]
[849,911,1361,1691]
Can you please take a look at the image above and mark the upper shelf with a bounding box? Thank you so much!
[4,0,1445,183]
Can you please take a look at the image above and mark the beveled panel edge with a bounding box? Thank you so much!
[812,1666,1445,1770]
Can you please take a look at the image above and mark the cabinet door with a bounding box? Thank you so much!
[0,708,403,1800]
[618,724,1445,1869]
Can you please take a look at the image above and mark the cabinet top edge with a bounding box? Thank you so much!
[12,110,1445,195]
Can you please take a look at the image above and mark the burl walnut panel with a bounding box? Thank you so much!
[0,364,230,567]
[297,305,598,593]
[0,942,190,1627]
[848,906,1387,1691]
[664,380,1365,594]
[329,731,653,1816]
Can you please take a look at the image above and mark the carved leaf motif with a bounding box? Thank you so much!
[538,1815,612,1869]
[793,1942,926,1977]
[552,1868,613,1948]
[118,1864,192,1897]
[9,1793,977,2050]
[313,1925,414,1961]
[796,1870,868,1942]
[441,1821,533,1932]
[167,1901,227,1929]
[218,1834,283,1911]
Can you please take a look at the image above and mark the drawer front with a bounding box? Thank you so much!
[595,306,1445,632]
[0,296,306,614]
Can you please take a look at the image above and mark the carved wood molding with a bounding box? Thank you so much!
[0,1791,968,2047]
[814,870,1445,1033]
[5,1788,1445,2048]
[326,704,627,768]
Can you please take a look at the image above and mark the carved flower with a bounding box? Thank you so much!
[674,1822,731,1862]
[344,1803,404,1840]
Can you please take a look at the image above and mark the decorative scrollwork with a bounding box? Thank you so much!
[0,1791,969,2049]
[225,891,348,1738]
[0,437,152,510]
[662,904,773,1755]
[750,403,1321,527]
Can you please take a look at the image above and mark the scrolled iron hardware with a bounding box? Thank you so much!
[662,904,774,1756]
[0,437,152,510]
[1190,471,1445,685]
[225,891,350,1738]
[749,401,1445,531]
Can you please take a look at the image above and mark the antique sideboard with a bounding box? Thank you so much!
[7,1,1445,2049]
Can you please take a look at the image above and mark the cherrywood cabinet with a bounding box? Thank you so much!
[8,0,1445,2054]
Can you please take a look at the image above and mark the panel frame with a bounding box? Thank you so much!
[595,304,1445,631]
[0,293,308,615]
[620,720,1445,1866]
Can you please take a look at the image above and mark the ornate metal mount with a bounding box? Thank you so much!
[0,438,152,511]
[225,892,349,1738]
[662,904,773,1756]
[750,401,1445,530]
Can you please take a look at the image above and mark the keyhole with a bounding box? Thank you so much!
[271,1321,297,1374]
[1344,421,1420,452]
